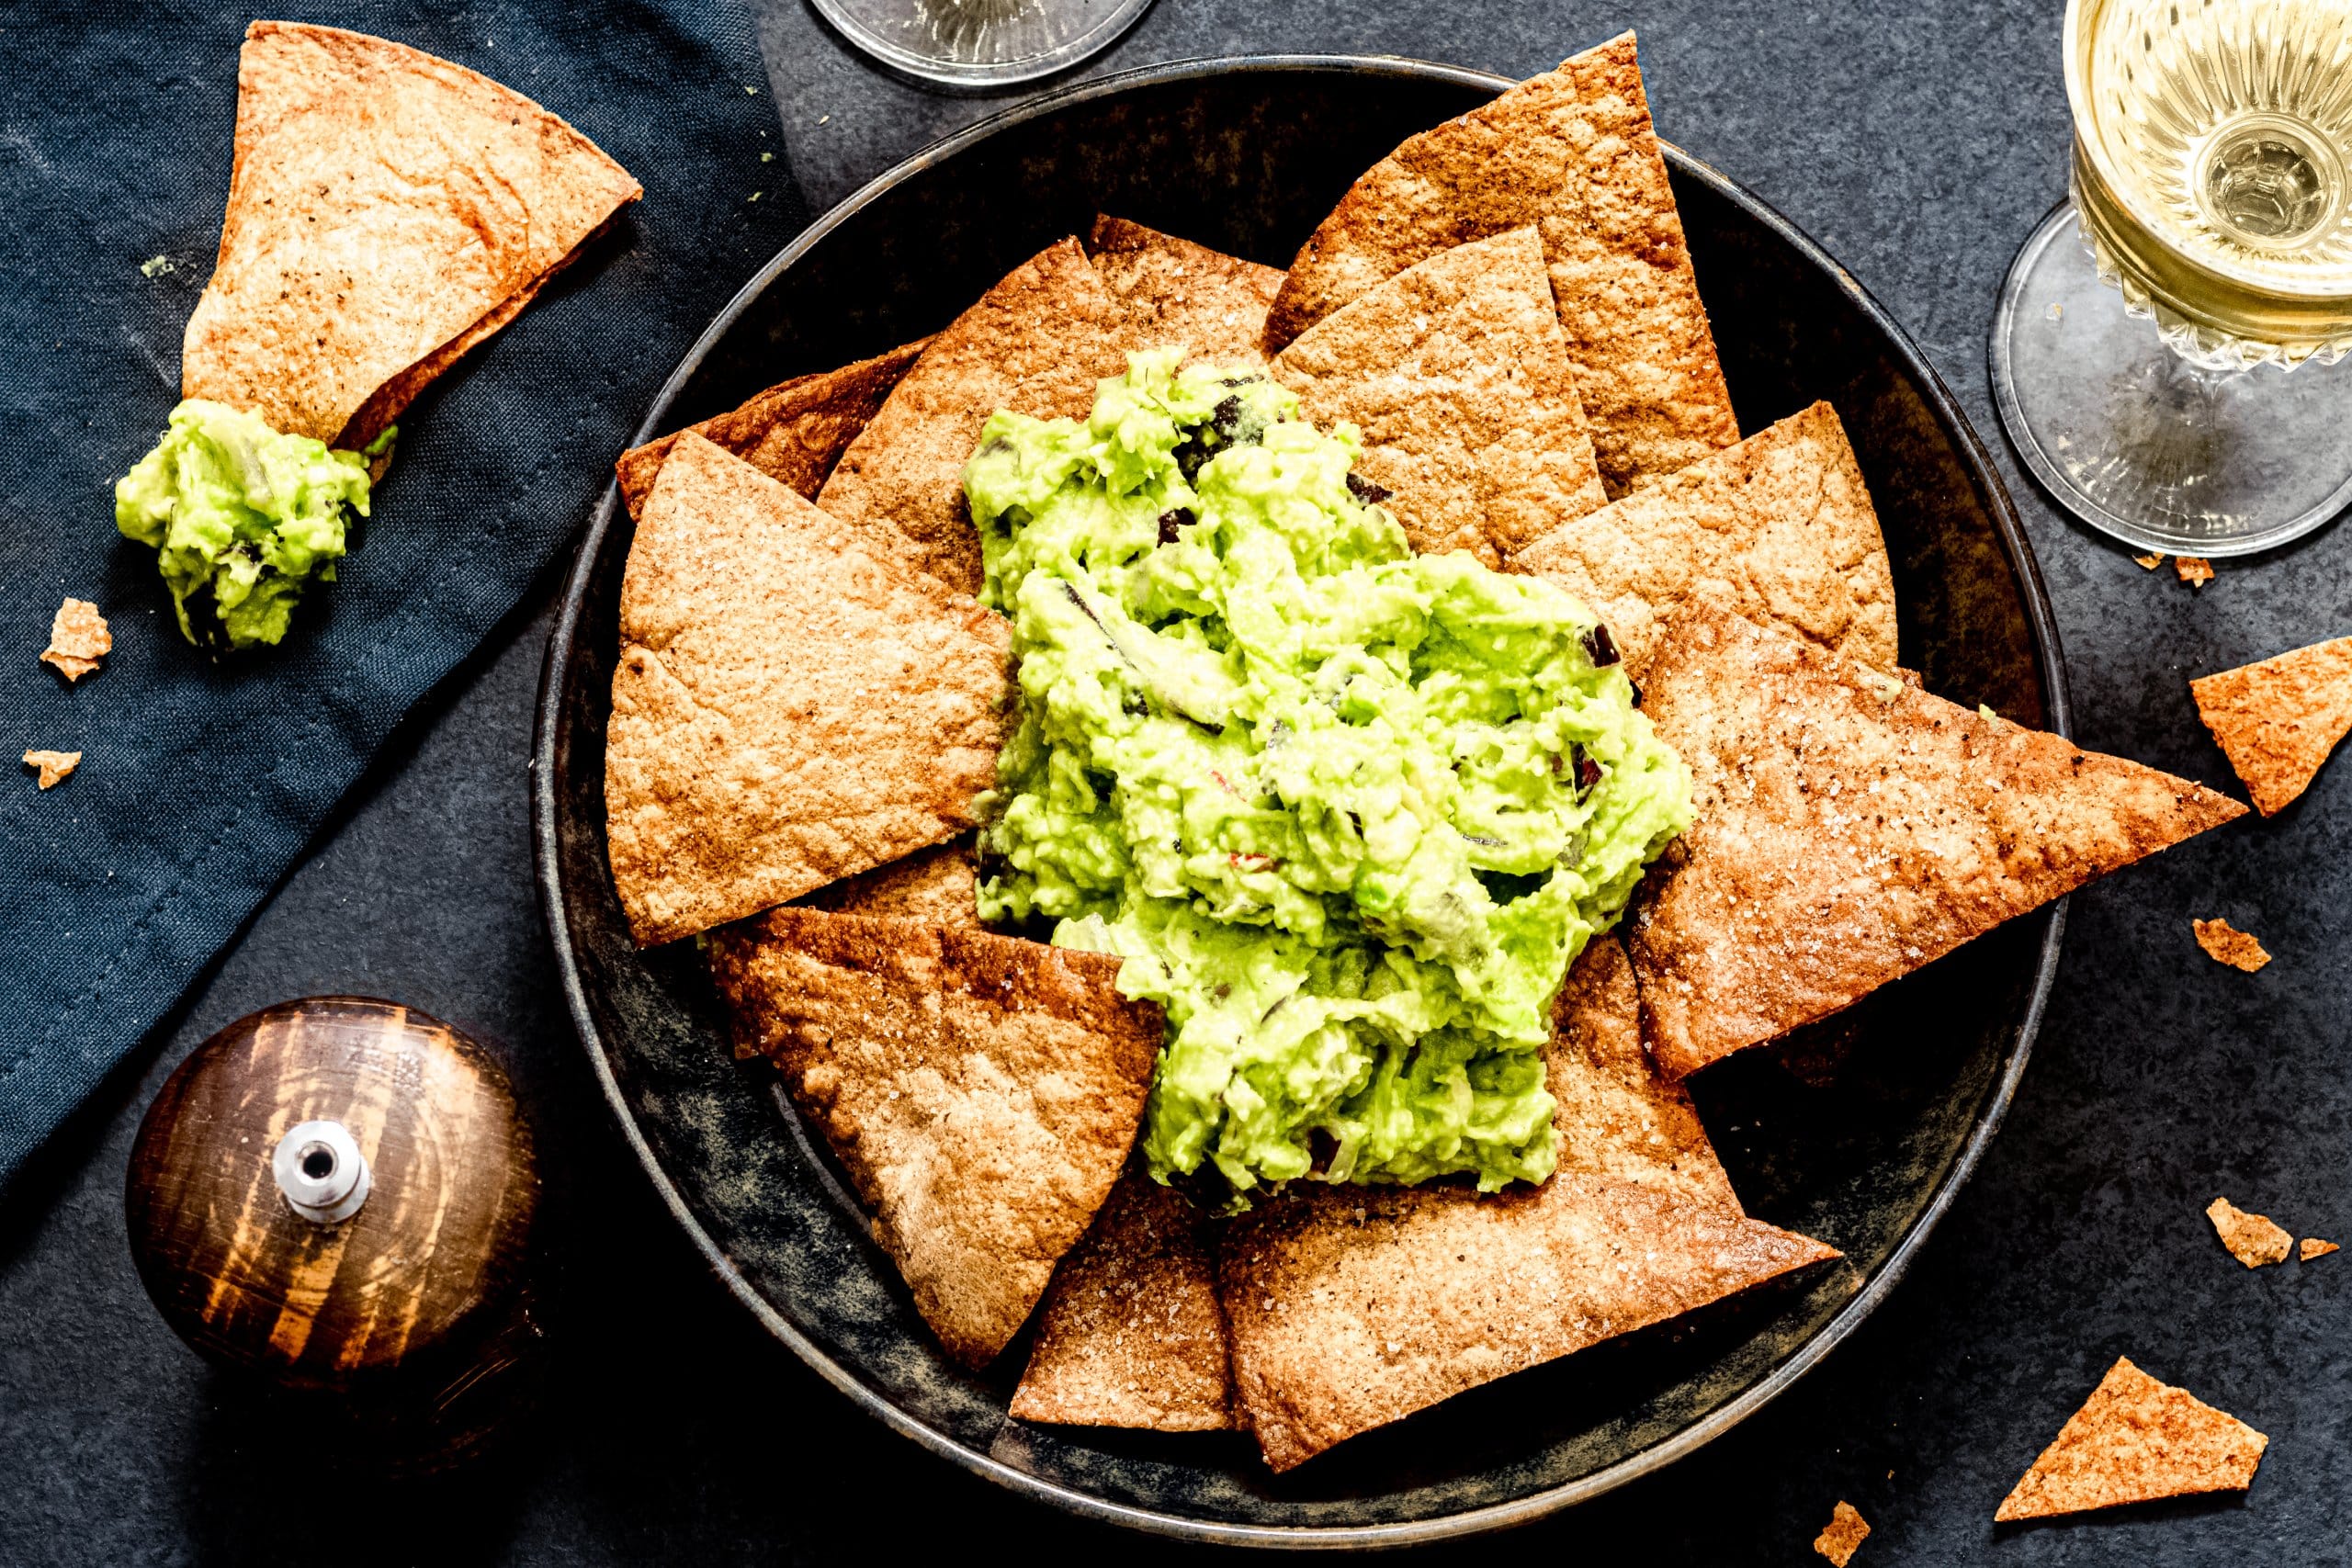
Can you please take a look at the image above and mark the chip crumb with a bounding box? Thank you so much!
[2192,918,2270,972]
[2175,556,2216,588]
[40,598,109,682]
[2301,1237,2339,1262]
[2207,1196,2293,1267]
[1996,1357,2267,1521]
[1813,1500,1870,1565]
[139,254,175,277]
[23,750,79,788]
[2132,552,2164,570]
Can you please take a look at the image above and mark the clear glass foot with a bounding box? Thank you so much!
[809,0,1155,89]
[1989,202,2352,557]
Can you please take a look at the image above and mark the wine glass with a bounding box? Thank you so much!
[809,0,1156,89]
[1989,0,2352,557]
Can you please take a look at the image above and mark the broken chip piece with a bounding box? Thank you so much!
[2189,634,2352,816]
[2175,556,2216,588]
[2193,918,2271,972]
[1813,1500,1870,1565]
[40,599,109,682]
[1995,1357,2267,1521]
[2207,1197,2293,1268]
[710,908,1159,1367]
[22,750,79,789]
[2132,552,2165,570]
[2301,1237,2339,1262]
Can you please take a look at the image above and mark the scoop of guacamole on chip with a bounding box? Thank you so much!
[967,351,1692,1200]
[115,400,383,650]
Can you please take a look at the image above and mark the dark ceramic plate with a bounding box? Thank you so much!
[532,57,2066,1545]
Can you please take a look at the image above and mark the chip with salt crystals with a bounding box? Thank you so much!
[604,434,1008,947]
[22,750,79,789]
[1996,1357,2267,1521]
[615,341,929,522]
[2207,1196,2293,1268]
[1083,215,1283,368]
[1627,607,2245,1078]
[1509,400,1896,681]
[2190,634,2352,817]
[40,599,109,682]
[1217,939,1836,1472]
[711,908,1160,1368]
[1010,1167,1234,1432]
[1266,32,1737,494]
[2193,918,2271,973]
[793,840,978,928]
[180,23,639,449]
[2301,1237,2340,1261]
[1813,1500,1870,1566]
[1272,226,1608,566]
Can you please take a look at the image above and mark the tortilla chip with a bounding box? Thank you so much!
[793,840,978,927]
[2133,552,2165,570]
[1084,216,1282,367]
[710,908,1160,1366]
[1272,228,1608,564]
[40,599,109,682]
[818,239,1135,594]
[1995,1357,2267,1521]
[1813,1501,1870,1566]
[604,434,1009,947]
[2190,635,2352,816]
[1627,608,2246,1077]
[2301,1237,2338,1261]
[1266,33,1737,493]
[1011,1168,1234,1431]
[1509,401,1897,679]
[23,750,79,789]
[2176,556,2216,588]
[2192,918,2271,973]
[180,23,639,447]
[2207,1197,2293,1268]
[615,341,930,521]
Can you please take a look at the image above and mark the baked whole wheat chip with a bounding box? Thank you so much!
[40,598,110,682]
[605,434,1009,946]
[1084,216,1283,367]
[2192,917,2270,973]
[1996,1357,2267,1521]
[710,909,1160,1367]
[2190,634,2352,816]
[1510,400,1898,680]
[1627,607,2245,1078]
[1267,32,1737,493]
[615,340,930,521]
[2206,1197,2293,1268]
[1219,939,1836,1472]
[1272,227,1609,565]
[793,840,978,928]
[181,22,640,448]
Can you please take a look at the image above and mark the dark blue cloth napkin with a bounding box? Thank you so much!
[0,2,807,1189]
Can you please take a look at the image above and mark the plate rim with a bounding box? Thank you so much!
[530,52,2072,1548]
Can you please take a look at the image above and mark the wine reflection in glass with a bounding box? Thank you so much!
[809,0,1156,89]
[1991,0,2352,556]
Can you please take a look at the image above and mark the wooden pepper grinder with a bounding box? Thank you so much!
[127,997,542,1474]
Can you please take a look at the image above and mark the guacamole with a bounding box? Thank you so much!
[967,352,1691,1199]
[115,400,384,649]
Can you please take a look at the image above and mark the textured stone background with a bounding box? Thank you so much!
[5,2,2348,1562]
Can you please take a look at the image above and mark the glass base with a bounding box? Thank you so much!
[1989,202,2352,557]
[809,0,1155,89]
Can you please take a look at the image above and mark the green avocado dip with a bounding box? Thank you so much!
[115,400,388,650]
[966,351,1692,1201]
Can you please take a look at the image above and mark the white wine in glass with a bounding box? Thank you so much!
[1991,0,2352,555]
[810,0,1155,89]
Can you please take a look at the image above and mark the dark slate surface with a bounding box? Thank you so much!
[4,1,2347,1562]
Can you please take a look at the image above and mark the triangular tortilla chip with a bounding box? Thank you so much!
[710,909,1160,1367]
[1084,216,1283,367]
[616,340,930,521]
[1218,937,1833,1471]
[1996,1357,2267,1521]
[1510,401,1897,680]
[181,22,639,446]
[1272,227,1609,564]
[1011,1167,1234,1431]
[605,434,1009,946]
[1627,608,2246,1077]
[2190,635,2352,816]
[793,840,978,927]
[1266,32,1736,493]
[817,238,1134,594]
